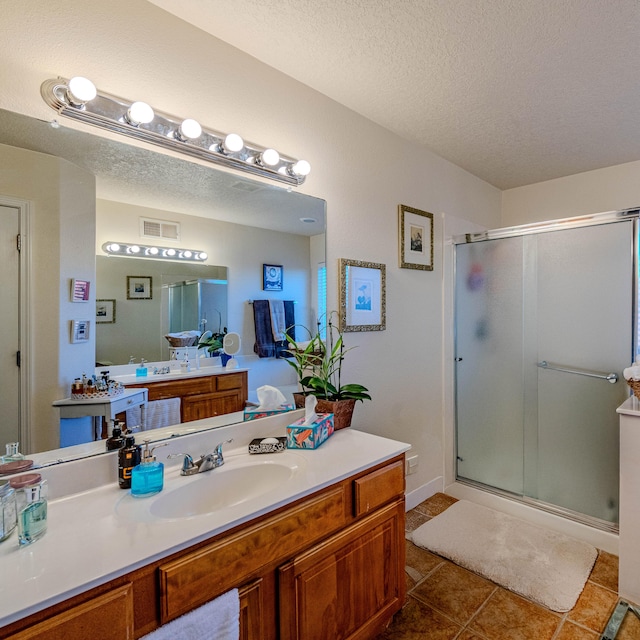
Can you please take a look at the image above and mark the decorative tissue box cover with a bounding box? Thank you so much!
[286,413,334,449]
[243,403,296,422]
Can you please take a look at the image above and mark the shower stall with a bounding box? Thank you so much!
[453,209,638,531]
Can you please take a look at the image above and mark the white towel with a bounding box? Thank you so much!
[269,300,286,341]
[142,398,181,430]
[125,405,142,430]
[140,589,239,640]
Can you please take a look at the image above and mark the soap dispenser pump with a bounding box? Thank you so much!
[130,440,168,498]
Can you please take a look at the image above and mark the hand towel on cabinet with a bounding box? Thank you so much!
[140,588,239,640]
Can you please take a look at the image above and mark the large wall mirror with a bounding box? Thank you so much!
[0,108,326,461]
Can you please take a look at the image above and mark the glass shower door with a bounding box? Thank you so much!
[455,236,526,495]
[532,222,632,522]
[455,219,634,525]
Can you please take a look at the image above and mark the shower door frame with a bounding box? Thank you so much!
[451,207,640,534]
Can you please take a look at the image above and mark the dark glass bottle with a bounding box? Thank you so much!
[105,424,125,451]
[118,435,141,489]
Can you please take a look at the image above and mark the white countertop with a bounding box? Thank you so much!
[112,365,248,385]
[0,426,409,627]
[617,395,640,416]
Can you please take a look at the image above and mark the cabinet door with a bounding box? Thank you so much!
[181,390,243,422]
[7,584,134,640]
[279,500,405,640]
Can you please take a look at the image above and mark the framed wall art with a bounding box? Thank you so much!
[339,258,386,332]
[126,275,152,300]
[398,204,434,271]
[96,299,116,324]
[70,278,90,302]
[70,319,90,343]
[263,264,283,291]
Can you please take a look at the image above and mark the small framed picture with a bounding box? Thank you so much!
[96,299,116,324]
[70,319,90,343]
[263,264,283,291]
[398,204,434,271]
[339,258,386,332]
[71,278,90,302]
[126,275,152,300]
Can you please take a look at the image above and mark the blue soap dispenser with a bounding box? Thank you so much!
[131,440,168,498]
[136,359,148,377]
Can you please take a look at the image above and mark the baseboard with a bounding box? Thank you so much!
[405,476,444,511]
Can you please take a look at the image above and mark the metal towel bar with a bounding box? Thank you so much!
[537,360,618,384]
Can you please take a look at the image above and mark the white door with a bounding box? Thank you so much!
[0,204,20,446]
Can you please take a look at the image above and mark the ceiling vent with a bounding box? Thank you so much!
[140,218,180,241]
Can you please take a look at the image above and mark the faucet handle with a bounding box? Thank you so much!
[168,452,195,475]
[213,439,233,466]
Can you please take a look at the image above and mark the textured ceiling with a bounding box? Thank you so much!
[148,0,640,190]
[0,110,325,235]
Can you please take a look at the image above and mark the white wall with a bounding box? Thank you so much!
[502,160,640,225]
[0,0,502,491]
[0,144,96,452]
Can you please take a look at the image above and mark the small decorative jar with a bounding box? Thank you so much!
[11,474,48,546]
[0,480,17,542]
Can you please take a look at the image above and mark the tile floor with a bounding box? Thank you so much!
[376,493,640,640]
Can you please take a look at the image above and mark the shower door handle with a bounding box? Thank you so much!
[537,360,618,384]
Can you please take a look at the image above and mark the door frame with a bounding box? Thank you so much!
[1,196,32,452]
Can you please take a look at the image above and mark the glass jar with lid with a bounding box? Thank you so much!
[11,473,48,545]
[0,480,17,542]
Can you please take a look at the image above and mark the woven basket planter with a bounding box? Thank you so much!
[293,394,357,430]
[627,378,640,400]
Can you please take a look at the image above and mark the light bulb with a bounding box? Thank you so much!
[259,148,280,167]
[147,247,159,255]
[222,133,244,153]
[165,249,176,257]
[126,101,154,126]
[182,250,193,259]
[106,243,120,253]
[129,245,140,254]
[178,119,202,140]
[198,252,208,261]
[291,160,311,177]
[67,76,97,105]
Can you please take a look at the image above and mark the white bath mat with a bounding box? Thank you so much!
[411,500,597,612]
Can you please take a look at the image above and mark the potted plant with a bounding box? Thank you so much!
[284,313,371,429]
[197,328,227,357]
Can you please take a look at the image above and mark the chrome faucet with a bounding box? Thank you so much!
[168,439,233,476]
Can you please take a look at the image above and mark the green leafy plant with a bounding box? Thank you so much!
[197,328,227,355]
[284,313,371,402]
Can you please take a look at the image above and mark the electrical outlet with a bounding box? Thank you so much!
[405,455,419,475]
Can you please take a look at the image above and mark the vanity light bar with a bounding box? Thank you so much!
[102,242,208,262]
[41,77,311,187]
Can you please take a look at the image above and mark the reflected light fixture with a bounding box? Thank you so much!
[103,241,208,262]
[42,76,310,186]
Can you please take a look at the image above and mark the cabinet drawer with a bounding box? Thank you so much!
[159,485,347,622]
[353,460,404,517]
[216,373,244,391]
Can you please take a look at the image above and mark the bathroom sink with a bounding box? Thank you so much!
[116,452,305,521]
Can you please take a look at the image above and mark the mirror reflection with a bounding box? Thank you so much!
[0,108,326,462]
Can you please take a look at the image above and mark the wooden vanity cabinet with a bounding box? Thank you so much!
[1,455,405,640]
[124,370,248,423]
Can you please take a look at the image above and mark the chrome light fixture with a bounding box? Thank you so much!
[42,76,311,186]
[103,241,208,262]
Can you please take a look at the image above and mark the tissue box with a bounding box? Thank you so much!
[286,413,334,449]
[243,403,296,422]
